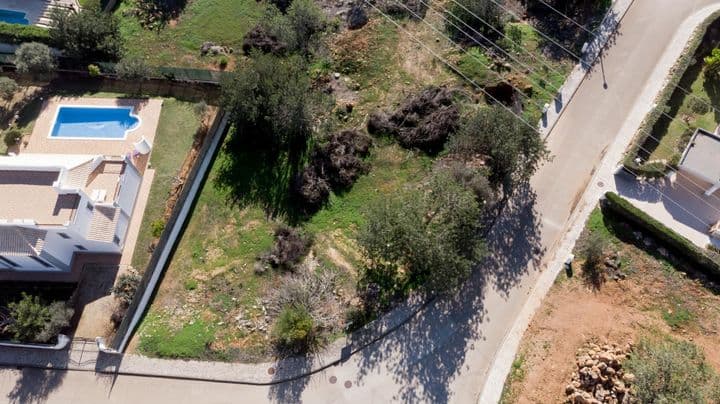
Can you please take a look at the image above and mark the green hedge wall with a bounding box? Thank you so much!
[0,23,53,46]
[601,192,720,278]
[623,10,720,177]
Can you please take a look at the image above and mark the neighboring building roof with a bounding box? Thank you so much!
[0,170,79,225]
[678,128,720,184]
[0,227,47,257]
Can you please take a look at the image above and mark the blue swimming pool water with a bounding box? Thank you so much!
[50,106,140,139]
[0,9,29,25]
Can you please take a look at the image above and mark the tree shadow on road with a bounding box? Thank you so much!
[4,354,68,404]
[342,183,543,402]
[267,355,314,403]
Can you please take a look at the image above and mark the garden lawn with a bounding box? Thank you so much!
[136,142,431,360]
[115,0,265,68]
[647,64,720,163]
[131,99,203,270]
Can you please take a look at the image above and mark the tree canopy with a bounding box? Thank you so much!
[50,8,123,61]
[359,170,486,295]
[449,104,550,191]
[14,42,55,77]
[221,52,312,151]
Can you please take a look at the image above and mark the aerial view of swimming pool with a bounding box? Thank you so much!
[0,9,28,25]
[50,106,141,140]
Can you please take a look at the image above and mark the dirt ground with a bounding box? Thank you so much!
[503,212,720,403]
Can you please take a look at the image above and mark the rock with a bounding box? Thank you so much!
[209,45,226,55]
[566,384,577,395]
[622,373,635,384]
[347,5,368,30]
[333,72,341,79]
[200,41,214,56]
[658,247,668,257]
[598,352,615,364]
[253,261,266,274]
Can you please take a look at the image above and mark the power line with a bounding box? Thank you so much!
[416,0,561,100]
[362,0,539,133]
[387,0,550,112]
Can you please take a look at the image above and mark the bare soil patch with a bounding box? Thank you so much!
[502,209,720,403]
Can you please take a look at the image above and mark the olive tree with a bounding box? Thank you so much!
[14,42,56,77]
[221,52,312,151]
[115,56,154,80]
[448,104,550,192]
[0,77,18,100]
[358,170,486,295]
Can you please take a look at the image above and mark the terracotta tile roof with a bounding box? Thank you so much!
[0,226,47,256]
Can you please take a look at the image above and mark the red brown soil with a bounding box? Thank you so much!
[509,245,720,403]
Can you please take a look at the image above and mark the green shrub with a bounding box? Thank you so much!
[627,335,720,403]
[111,273,141,307]
[14,42,56,77]
[150,219,165,238]
[0,76,17,100]
[0,23,52,45]
[272,304,316,353]
[115,56,154,80]
[662,302,693,329]
[218,56,228,70]
[602,192,720,278]
[581,232,608,287]
[183,279,198,291]
[688,95,711,115]
[49,8,123,61]
[87,64,101,77]
[705,47,720,79]
[7,293,73,343]
[3,128,22,147]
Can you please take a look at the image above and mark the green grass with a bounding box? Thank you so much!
[646,60,720,163]
[662,297,695,329]
[132,99,203,270]
[138,313,216,359]
[115,0,265,67]
[500,352,527,404]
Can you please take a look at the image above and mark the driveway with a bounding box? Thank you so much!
[4,0,720,403]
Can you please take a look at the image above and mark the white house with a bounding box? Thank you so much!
[0,153,142,272]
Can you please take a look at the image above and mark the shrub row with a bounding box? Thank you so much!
[601,192,720,279]
[622,10,720,177]
[0,23,53,46]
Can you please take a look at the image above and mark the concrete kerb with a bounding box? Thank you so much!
[539,0,636,137]
[477,4,720,403]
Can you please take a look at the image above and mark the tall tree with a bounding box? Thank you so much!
[221,52,312,152]
[449,104,550,192]
[50,8,123,61]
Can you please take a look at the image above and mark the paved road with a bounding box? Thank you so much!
[4,1,720,403]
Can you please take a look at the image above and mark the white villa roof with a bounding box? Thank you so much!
[679,128,720,184]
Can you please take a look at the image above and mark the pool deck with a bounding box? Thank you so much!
[22,97,163,172]
[0,0,79,26]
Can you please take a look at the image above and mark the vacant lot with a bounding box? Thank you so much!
[115,0,264,68]
[500,207,720,403]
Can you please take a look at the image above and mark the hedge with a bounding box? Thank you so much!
[601,192,720,279]
[0,23,53,46]
[623,10,720,177]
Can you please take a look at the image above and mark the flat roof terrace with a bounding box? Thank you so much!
[0,170,78,225]
[679,128,720,184]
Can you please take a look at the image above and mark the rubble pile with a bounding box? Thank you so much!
[565,342,638,404]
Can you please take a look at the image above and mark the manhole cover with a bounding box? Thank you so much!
[329,376,337,384]
[344,381,352,389]
[267,367,276,375]
[597,181,605,188]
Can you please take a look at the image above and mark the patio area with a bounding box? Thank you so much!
[20,97,163,174]
[0,0,79,26]
[612,170,720,248]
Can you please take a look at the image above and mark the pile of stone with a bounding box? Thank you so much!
[565,342,637,404]
[604,252,626,281]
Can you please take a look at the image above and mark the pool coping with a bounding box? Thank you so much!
[0,8,30,25]
[46,104,143,141]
